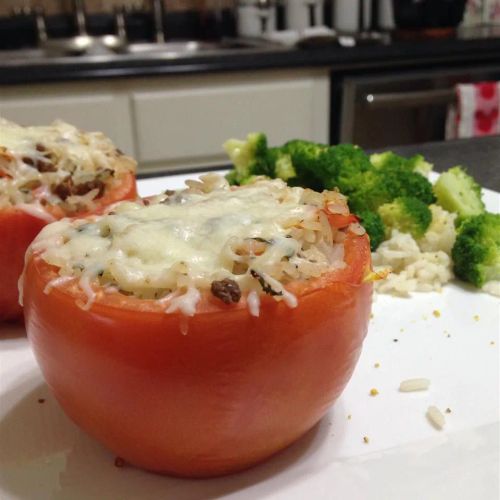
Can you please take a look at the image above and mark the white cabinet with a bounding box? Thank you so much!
[132,70,329,169]
[0,68,330,173]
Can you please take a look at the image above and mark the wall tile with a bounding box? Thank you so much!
[0,0,233,16]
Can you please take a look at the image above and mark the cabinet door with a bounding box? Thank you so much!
[132,70,329,168]
[0,90,135,156]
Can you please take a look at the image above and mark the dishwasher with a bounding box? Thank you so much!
[333,63,500,148]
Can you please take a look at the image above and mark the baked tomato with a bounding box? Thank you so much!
[23,229,372,478]
[0,171,136,321]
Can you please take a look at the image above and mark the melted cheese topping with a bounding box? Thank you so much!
[31,175,350,316]
[0,118,135,213]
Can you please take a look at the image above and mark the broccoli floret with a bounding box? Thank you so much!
[347,165,435,213]
[273,152,296,181]
[223,132,271,184]
[452,213,500,287]
[406,154,433,177]
[433,166,485,218]
[370,151,403,169]
[328,144,372,193]
[278,141,371,192]
[370,151,433,177]
[378,197,432,239]
[357,211,386,251]
[279,139,332,189]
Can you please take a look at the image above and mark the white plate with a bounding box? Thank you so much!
[0,173,499,500]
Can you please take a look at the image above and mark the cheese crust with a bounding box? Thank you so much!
[30,175,353,316]
[0,118,136,214]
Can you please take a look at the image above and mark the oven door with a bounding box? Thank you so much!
[336,64,500,148]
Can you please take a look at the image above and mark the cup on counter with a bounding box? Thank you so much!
[378,0,395,30]
[237,0,277,37]
[286,0,325,32]
[332,0,395,32]
[333,0,371,32]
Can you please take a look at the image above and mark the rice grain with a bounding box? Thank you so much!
[399,378,430,392]
[427,405,445,430]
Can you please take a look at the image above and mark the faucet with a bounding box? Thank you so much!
[73,0,88,36]
[151,0,166,43]
[34,7,48,44]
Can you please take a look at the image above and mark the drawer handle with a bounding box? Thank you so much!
[363,89,456,109]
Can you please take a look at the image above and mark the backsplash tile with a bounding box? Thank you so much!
[1,0,232,16]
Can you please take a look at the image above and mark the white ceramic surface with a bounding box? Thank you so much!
[0,174,499,500]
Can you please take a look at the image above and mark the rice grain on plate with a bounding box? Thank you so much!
[426,406,445,430]
[399,378,430,392]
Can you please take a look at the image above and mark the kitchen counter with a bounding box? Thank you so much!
[2,26,500,85]
[386,135,500,192]
[139,135,500,193]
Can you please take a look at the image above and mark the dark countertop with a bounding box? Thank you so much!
[376,135,500,192]
[141,136,500,193]
[2,26,500,85]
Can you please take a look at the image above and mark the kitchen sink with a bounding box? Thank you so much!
[0,48,47,61]
[117,38,288,57]
[0,38,288,64]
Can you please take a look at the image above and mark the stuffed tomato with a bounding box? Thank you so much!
[0,118,137,321]
[23,174,372,477]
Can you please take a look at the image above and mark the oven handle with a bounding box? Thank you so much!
[363,88,456,109]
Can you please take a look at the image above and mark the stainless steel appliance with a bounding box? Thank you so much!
[335,64,500,148]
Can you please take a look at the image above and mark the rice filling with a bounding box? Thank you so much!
[29,175,352,315]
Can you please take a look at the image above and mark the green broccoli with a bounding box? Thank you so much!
[277,141,371,192]
[357,211,386,251]
[370,151,405,170]
[378,197,432,239]
[223,132,271,184]
[326,144,372,193]
[452,212,500,287]
[370,151,433,177]
[223,136,436,243]
[279,139,334,189]
[347,165,435,213]
[273,152,296,181]
[433,166,485,218]
[406,154,433,177]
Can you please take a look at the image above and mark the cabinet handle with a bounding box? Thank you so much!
[363,89,456,109]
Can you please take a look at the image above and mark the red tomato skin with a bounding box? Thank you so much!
[0,172,136,322]
[0,209,47,321]
[24,234,372,478]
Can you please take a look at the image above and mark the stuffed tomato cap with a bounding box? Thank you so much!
[23,174,372,477]
[0,118,137,320]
